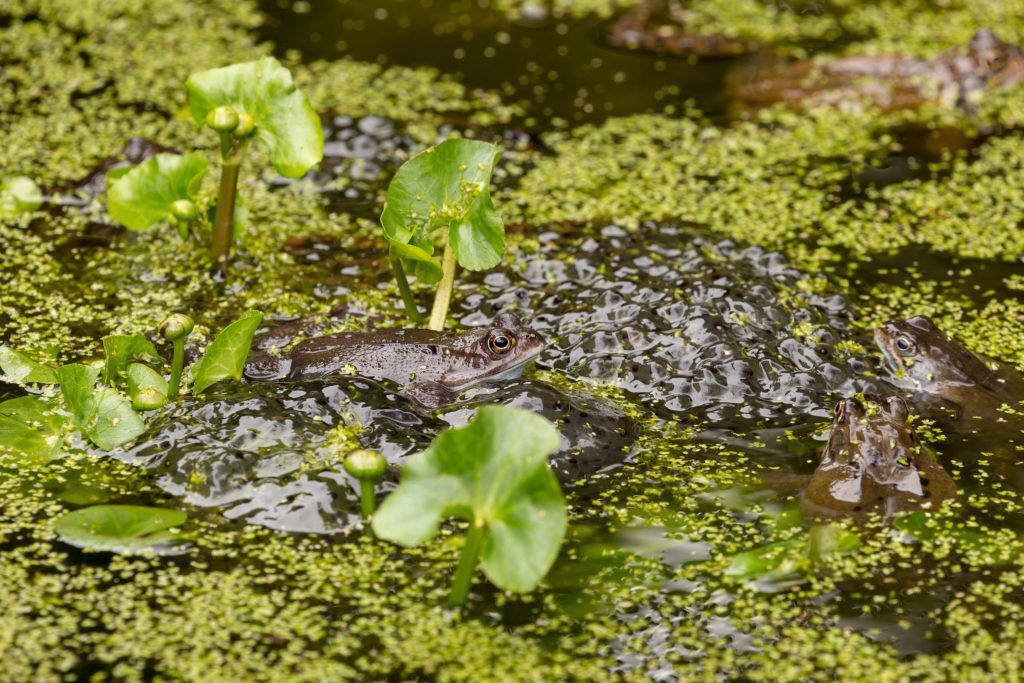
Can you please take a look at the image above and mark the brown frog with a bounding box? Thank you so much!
[801,395,956,520]
[875,315,1023,424]
[727,30,1024,112]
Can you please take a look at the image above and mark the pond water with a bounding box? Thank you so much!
[4,0,1024,680]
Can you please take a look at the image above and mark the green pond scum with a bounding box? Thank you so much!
[4,0,1024,680]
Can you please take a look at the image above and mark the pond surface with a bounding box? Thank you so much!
[4,0,1024,680]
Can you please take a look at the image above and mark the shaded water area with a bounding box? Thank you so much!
[5,0,1024,680]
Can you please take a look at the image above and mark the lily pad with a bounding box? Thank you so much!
[0,346,58,384]
[0,175,43,217]
[190,310,264,394]
[0,395,67,459]
[380,139,504,282]
[373,405,565,593]
[186,57,323,178]
[54,505,188,554]
[57,364,146,451]
[107,152,208,231]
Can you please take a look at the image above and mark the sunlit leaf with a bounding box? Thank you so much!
[102,334,158,386]
[190,310,264,393]
[373,405,565,593]
[107,152,208,231]
[54,505,188,554]
[380,139,504,278]
[57,364,146,451]
[0,346,58,384]
[0,396,67,459]
[126,364,169,411]
[0,176,43,217]
[186,57,323,178]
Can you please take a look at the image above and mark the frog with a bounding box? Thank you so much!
[243,312,546,408]
[727,29,1024,113]
[605,0,757,58]
[800,395,956,520]
[874,315,1023,423]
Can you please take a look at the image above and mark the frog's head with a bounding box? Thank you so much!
[874,315,990,394]
[445,312,546,389]
[824,395,922,489]
[969,30,1024,86]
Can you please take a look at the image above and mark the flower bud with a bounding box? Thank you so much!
[343,449,387,482]
[234,111,256,137]
[170,199,198,222]
[206,106,239,132]
[160,313,195,342]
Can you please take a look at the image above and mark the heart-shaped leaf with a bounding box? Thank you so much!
[0,176,43,217]
[126,363,169,411]
[0,346,58,384]
[373,405,565,593]
[190,310,264,394]
[102,334,158,387]
[57,364,146,451]
[107,153,208,231]
[380,139,504,277]
[186,57,324,178]
[54,505,188,554]
[0,395,67,459]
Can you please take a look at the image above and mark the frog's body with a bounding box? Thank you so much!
[244,313,545,406]
[801,395,956,520]
[728,30,1024,112]
[874,315,1024,423]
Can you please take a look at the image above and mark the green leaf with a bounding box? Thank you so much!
[380,139,505,275]
[102,334,158,386]
[0,176,43,217]
[0,396,67,459]
[190,310,264,393]
[57,364,146,451]
[373,405,565,593]
[0,346,58,384]
[807,524,860,564]
[724,539,806,581]
[389,240,443,284]
[54,505,187,554]
[186,57,324,178]
[107,152,208,231]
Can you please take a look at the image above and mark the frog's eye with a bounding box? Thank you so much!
[894,335,917,355]
[985,51,1006,71]
[487,332,516,355]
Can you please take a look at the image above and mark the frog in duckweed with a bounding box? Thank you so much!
[727,29,1024,113]
[875,315,1024,424]
[605,0,757,58]
[800,395,956,521]
[244,312,546,408]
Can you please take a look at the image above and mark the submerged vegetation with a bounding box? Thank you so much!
[3,0,1024,680]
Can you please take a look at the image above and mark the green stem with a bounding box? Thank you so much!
[212,159,241,266]
[168,339,185,398]
[390,254,423,326]
[428,243,457,332]
[448,520,486,608]
[359,480,376,520]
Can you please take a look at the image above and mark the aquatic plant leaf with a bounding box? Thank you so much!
[54,505,187,554]
[57,364,146,451]
[380,139,504,275]
[0,396,67,459]
[102,334,158,386]
[388,240,443,284]
[725,539,806,581]
[190,310,264,394]
[807,524,860,564]
[107,153,208,231]
[0,346,58,384]
[373,405,565,592]
[186,57,324,178]
[0,176,43,217]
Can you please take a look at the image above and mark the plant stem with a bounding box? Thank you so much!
[212,158,241,267]
[428,243,457,332]
[390,254,423,326]
[359,480,376,520]
[448,520,486,608]
[168,339,185,398]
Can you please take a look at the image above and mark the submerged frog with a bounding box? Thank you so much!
[728,30,1024,113]
[244,313,545,406]
[801,395,956,520]
[875,315,1023,422]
